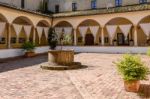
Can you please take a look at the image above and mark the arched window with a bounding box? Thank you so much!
[115,0,122,7]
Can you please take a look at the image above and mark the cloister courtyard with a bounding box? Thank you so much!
[0,53,149,99]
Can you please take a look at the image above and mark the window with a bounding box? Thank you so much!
[139,0,147,4]
[55,5,59,13]
[43,0,48,12]
[19,38,26,43]
[91,0,97,9]
[72,2,77,11]
[104,37,109,43]
[11,37,16,44]
[21,0,25,8]
[115,0,122,7]
[0,37,5,44]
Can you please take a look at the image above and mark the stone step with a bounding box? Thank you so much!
[40,62,83,70]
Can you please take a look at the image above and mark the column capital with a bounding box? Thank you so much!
[73,28,76,30]
[101,25,105,28]
[133,24,138,27]
[7,22,12,26]
[33,26,36,28]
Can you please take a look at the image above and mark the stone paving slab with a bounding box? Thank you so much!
[0,53,149,99]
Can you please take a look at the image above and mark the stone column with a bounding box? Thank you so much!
[101,27,104,46]
[73,28,77,46]
[33,27,36,44]
[7,23,11,49]
[82,35,85,46]
[134,25,138,46]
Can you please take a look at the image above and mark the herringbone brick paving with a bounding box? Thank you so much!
[0,53,149,99]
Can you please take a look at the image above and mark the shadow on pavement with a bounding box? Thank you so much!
[138,84,150,98]
[0,54,47,73]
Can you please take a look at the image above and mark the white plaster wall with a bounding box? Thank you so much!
[57,46,148,54]
[0,46,148,59]
[35,46,50,54]
[0,46,50,59]
[0,0,21,7]
[25,0,43,11]
[0,0,149,13]
[48,0,146,13]
[0,0,42,11]
[0,49,24,59]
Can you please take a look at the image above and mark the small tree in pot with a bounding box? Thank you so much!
[22,41,36,57]
[48,28,58,50]
[115,54,149,92]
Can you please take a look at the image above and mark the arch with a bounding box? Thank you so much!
[36,20,50,46]
[137,15,150,46]
[77,19,101,46]
[54,21,73,27]
[138,15,150,24]
[104,17,133,46]
[54,21,74,45]
[11,16,34,48]
[0,13,8,22]
[77,19,101,27]
[0,13,8,49]
[12,16,33,25]
[105,17,133,26]
[36,20,50,27]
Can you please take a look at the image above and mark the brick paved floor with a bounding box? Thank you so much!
[0,53,150,99]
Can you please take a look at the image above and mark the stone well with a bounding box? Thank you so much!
[41,50,82,70]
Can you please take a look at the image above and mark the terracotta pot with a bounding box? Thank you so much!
[124,80,140,92]
[25,52,35,57]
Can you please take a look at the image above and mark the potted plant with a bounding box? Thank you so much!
[22,41,36,57]
[61,34,72,46]
[115,54,149,92]
[48,28,58,50]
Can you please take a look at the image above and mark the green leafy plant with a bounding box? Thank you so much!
[115,54,149,81]
[59,33,73,50]
[62,34,72,45]
[48,28,58,50]
[22,42,36,52]
[147,48,150,56]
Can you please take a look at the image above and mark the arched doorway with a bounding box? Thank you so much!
[77,19,100,46]
[105,17,133,46]
[12,16,33,48]
[85,34,94,45]
[36,20,50,46]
